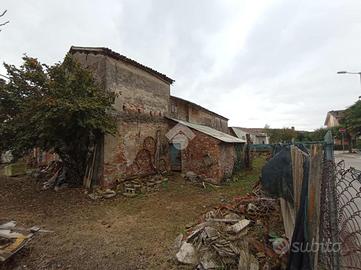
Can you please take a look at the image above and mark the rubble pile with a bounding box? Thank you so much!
[120,174,169,197]
[0,221,52,262]
[87,188,117,200]
[31,160,67,191]
[175,182,286,269]
[182,171,219,187]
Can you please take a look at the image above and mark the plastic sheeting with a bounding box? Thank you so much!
[261,144,313,270]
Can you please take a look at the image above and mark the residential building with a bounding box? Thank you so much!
[324,110,344,128]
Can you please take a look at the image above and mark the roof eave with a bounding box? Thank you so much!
[69,46,175,85]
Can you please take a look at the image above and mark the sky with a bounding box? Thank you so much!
[1,0,361,131]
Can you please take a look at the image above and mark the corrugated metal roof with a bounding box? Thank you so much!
[231,127,246,139]
[167,117,246,143]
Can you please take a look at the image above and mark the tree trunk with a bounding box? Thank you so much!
[57,146,87,187]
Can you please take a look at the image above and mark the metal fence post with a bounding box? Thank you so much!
[324,130,340,270]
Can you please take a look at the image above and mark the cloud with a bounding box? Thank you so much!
[1,0,361,130]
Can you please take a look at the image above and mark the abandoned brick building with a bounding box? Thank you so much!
[69,46,245,186]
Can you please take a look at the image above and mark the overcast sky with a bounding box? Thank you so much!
[1,0,361,130]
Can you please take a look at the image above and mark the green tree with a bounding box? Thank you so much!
[341,100,361,152]
[264,126,297,144]
[0,55,116,186]
[342,100,361,136]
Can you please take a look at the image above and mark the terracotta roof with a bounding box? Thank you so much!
[170,95,228,120]
[69,46,174,84]
[167,117,245,143]
[324,110,345,125]
[329,110,344,119]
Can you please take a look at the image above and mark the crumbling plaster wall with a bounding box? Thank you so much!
[102,56,171,186]
[169,96,189,121]
[72,51,236,186]
[188,107,229,134]
[219,144,237,180]
[169,97,229,134]
[71,52,107,87]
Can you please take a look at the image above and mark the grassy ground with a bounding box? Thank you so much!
[0,157,266,270]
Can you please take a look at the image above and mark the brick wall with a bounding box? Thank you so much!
[177,127,237,184]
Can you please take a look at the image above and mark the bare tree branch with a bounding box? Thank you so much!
[0,10,7,17]
[0,9,9,31]
[0,21,9,27]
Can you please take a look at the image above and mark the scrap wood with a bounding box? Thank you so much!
[233,196,275,204]
[0,236,31,262]
[84,145,97,189]
[0,221,50,262]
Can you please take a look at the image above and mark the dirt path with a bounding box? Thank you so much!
[0,164,262,270]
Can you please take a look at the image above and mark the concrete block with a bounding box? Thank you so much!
[3,163,27,177]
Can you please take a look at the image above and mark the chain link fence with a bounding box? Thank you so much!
[319,159,361,269]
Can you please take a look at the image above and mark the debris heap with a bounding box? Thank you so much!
[0,221,51,262]
[174,182,286,269]
[120,174,169,197]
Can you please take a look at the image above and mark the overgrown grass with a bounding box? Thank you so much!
[222,156,267,196]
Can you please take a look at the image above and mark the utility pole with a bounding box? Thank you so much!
[337,71,361,97]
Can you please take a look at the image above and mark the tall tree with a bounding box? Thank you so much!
[341,100,361,152]
[342,100,361,136]
[0,55,116,186]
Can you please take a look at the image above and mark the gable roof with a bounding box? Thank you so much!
[69,46,174,84]
[170,95,228,120]
[231,127,268,137]
[324,110,344,125]
[167,117,245,143]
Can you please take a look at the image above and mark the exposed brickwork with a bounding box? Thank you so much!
[103,119,170,186]
[72,48,240,187]
[170,124,237,184]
